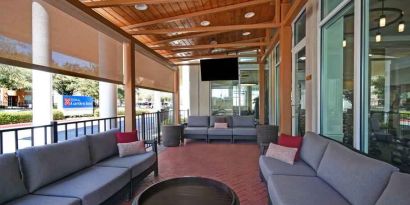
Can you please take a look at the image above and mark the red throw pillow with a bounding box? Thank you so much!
[278,134,303,161]
[116,131,138,143]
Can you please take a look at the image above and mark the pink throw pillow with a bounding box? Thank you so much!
[265,143,298,165]
[214,122,228,129]
[117,141,146,157]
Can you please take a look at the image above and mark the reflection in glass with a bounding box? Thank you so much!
[321,4,354,145]
[321,0,344,19]
[295,48,306,136]
[364,0,410,172]
[294,11,306,45]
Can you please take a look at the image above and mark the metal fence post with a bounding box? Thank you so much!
[141,113,146,140]
[51,121,58,143]
[157,111,161,145]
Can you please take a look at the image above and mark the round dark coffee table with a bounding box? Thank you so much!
[133,177,239,205]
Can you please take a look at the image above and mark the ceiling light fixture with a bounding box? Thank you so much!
[342,39,347,48]
[135,3,148,11]
[379,0,386,27]
[398,21,405,32]
[242,31,251,36]
[375,32,382,42]
[200,21,210,26]
[244,12,255,19]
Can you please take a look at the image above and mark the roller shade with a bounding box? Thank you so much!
[135,51,175,92]
[0,0,123,83]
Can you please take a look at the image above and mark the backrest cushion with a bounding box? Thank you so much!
[17,137,91,192]
[116,131,138,143]
[210,116,233,127]
[278,134,303,161]
[188,116,209,127]
[317,142,399,205]
[300,132,329,170]
[87,128,120,164]
[232,116,255,127]
[376,172,410,205]
[0,153,27,204]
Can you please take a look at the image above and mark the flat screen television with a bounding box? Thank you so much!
[200,58,239,81]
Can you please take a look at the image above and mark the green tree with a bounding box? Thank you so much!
[77,78,99,100]
[371,76,385,105]
[53,74,77,95]
[0,64,31,90]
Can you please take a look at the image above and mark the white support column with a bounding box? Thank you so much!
[99,82,117,129]
[32,1,52,126]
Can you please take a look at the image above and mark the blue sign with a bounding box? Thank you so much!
[63,95,93,109]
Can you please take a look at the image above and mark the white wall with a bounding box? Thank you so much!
[188,65,210,116]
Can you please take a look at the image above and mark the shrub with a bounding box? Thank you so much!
[0,110,65,125]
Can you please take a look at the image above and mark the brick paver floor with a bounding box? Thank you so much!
[120,140,268,205]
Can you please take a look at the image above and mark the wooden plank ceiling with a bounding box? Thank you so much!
[79,0,277,64]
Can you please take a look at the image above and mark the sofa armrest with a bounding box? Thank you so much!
[144,140,158,154]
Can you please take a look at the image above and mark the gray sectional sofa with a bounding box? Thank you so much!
[0,128,158,205]
[259,132,410,205]
[183,115,257,143]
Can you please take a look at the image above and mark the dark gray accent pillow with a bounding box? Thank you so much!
[87,128,120,164]
[0,153,27,204]
[376,172,410,205]
[317,142,399,205]
[17,136,91,192]
[300,132,329,170]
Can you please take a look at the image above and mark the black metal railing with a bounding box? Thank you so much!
[0,110,189,154]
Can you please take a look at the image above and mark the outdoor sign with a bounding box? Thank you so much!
[63,95,93,108]
[59,95,94,116]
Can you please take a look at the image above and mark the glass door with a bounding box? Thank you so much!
[292,10,306,136]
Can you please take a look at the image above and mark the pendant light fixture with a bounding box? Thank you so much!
[375,32,382,42]
[379,0,386,27]
[398,20,405,32]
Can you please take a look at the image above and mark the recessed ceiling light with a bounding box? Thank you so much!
[242,32,251,36]
[210,40,218,45]
[244,12,255,19]
[200,21,210,26]
[135,3,148,11]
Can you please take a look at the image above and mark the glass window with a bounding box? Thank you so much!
[321,4,354,145]
[322,0,344,19]
[211,81,238,116]
[240,70,259,116]
[363,0,410,172]
[294,11,306,45]
[295,48,306,136]
[274,44,281,125]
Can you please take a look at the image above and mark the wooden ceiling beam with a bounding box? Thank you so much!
[261,31,279,62]
[174,61,261,66]
[168,54,260,60]
[149,36,265,48]
[145,31,228,46]
[130,23,279,35]
[153,42,268,50]
[83,0,199,8]
[166,47,260,55]
[122,0,273,30]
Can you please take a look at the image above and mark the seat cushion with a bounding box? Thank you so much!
[184,127,208,135]
[268,175,349,205]
[232,116,255,127]
[207,128,233,135]
[210,116,233,127]
[188,116,209,127]
[0,154,28,204]
[34,166,129,205]
[259,156,316,181]
[233,127,256,136]
[317,142,399,205]
[97,152,156,178]
[300,132,330,170]
[376,172,410,205]
[5,195,80,205]
[87,128,120,164]
[17,137,91,193]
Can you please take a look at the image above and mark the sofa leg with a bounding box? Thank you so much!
[127,181,133,201]
[154,162,159,177]
[259,170,264,182]
[268,196,273,205]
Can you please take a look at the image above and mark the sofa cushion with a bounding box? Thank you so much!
[233,127,256,136]
[34,166,129,205]
[0,154,27,204]
[5,195,80,205]
[278,134,303,161]
[376,172,410,205]
[300,132,329,170]
[97,151,156,178]
[265,143,298,165]
[116,131,138,143]
[232,116,255,127]
[208,128,233,135]
[184,127,208,135]
[188,116,209,127]
[17,137,91,193]
[87,128,120,164]
[317,142,399,205]
[210,116,233,127]
[117,141,146,158]
[268,175,349,205]
[259,155,316,180]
